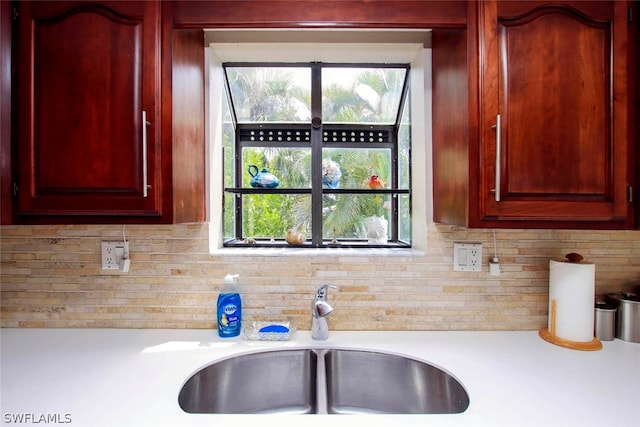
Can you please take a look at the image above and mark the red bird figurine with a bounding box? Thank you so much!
[367,175,385,189]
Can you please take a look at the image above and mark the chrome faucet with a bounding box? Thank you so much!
[312,284,336,341]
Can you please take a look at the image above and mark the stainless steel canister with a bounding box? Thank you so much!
[605,293,640,343]
[594,302,616,341]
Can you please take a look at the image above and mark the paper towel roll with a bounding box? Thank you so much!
[548,259,596,342]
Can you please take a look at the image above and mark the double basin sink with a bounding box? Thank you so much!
[178,348,469,414]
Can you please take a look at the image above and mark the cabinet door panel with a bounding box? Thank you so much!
[478,1,632,226]
[500,10,609,199]
[16,1,160,217]
[34,9,139,192]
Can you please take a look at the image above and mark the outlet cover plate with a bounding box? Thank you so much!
[101,241,126,270]
[453,242,482,272]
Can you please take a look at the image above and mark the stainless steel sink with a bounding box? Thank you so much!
[178,348,469,414]
[178,349,317,414]
[325,349,469,414]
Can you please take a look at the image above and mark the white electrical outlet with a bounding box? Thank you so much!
[453,242,482,272]
[101,241,127,270]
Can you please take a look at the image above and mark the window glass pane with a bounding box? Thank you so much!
[223,89,235,188]
[221,62,411,248]
[242,148,311,188]
[322,148,391,189]
[398,89,411,190]
[242,194,311,239]
[226,67,311,123]
[398,194,411,242]
[322,68,407,124]
[222,88,235,241]
[323,193,391,240]
[223,191,235,241]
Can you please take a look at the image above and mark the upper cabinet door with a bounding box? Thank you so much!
[476,1,634,228]
[15,1,161,220]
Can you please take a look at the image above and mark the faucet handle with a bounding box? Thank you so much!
[316,284,337,298]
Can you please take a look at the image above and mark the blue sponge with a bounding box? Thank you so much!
[259,324,289,333]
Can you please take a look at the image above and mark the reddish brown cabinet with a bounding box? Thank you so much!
[14,1,164,221]
[5,0,636,227]
[473,0,634,228]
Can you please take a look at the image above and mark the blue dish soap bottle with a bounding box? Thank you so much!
[217,274,242,338]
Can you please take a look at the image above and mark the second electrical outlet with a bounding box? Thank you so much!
[101,241,129,271]
[453,242,482,272]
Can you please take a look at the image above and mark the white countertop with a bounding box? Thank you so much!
[1,329,638,427]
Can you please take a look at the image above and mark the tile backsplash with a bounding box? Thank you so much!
[1,223,638,330]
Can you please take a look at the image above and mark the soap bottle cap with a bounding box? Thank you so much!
[224,274,239,284]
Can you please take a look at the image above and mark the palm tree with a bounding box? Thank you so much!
[227,67,311,122]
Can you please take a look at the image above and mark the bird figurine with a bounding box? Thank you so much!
[322,158,342,189]
[367,175,385,189]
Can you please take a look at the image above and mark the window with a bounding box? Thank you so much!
[221,62,411,248]
[207,39,430,253]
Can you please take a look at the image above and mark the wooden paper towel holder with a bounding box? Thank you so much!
[539,328,602,351]
[539,299,602,351]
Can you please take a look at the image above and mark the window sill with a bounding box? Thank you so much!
[209,247,425,258]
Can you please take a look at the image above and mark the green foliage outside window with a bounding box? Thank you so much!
[223,64,410,246]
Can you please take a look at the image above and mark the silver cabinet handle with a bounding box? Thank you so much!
[492,114,501,202]
[142,111,150,198]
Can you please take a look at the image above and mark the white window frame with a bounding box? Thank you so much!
[206,37,432,254]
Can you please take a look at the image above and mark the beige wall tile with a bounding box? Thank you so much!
[1,223,639,330]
